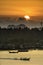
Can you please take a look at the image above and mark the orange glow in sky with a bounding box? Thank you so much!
[0,0,43,16]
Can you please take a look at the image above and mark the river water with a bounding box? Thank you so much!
[0,50,43,65]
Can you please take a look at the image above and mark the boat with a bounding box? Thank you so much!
[9,50,18,53]
[20,58,30,61]
[0,57,30,61]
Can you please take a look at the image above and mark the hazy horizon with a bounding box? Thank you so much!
[0,16,43,28]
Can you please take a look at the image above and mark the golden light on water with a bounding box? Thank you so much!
[24,15,30,20]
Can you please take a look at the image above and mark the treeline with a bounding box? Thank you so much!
[0,26,43,50]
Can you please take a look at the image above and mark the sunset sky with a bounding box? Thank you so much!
[0,0,43,17]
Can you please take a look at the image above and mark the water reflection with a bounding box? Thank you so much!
[0,50,43,65]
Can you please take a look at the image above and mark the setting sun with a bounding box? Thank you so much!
[24,15,30,20]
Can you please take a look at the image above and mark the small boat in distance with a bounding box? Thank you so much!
[20,58,30,61]
[0,57,30,61]
[9,50,18,53]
